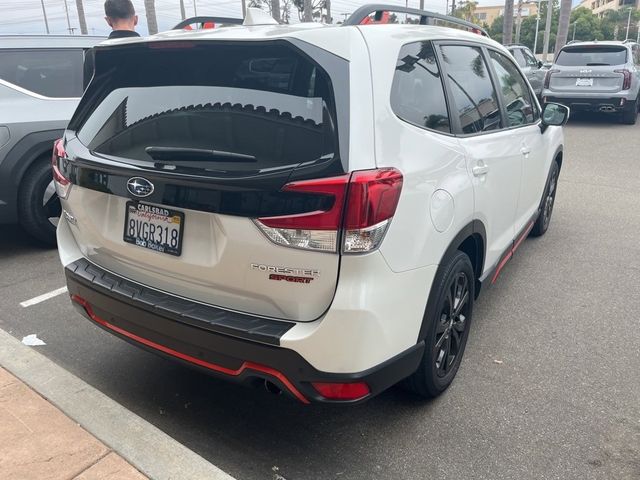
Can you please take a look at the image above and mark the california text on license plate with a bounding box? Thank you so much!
[123,201,184,256]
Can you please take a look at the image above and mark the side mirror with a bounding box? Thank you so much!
[540,102,570,131]
[538,60,543,68]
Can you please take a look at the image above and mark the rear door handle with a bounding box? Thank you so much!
[520,146,531,156]
[472,163,489,176]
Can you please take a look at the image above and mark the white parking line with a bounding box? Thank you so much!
[19,286,68,308]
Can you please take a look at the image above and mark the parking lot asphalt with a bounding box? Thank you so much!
[1,112,639,480]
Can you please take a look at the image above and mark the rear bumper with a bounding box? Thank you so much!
[64,257,424,404]
[543,94,632,112]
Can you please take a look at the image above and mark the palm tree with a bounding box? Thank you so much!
[271,0,281,21]
[503,0,514,44]
[75,0,88,34]
[144,0,158,34]
[554,0,572,52]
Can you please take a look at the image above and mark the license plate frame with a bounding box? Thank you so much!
[576,78,593,87]
[123,201,185,257]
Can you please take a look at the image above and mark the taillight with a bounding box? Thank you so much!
[254,168,403,254]
[312,381,370,400]
[52,138,72,199]
[543,69,559,89]
[615,69,631,90]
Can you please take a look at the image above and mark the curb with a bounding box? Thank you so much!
[0,328,235,480]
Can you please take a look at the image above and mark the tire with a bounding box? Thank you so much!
[530,160,559,238]
[17,155,60,246]
[621,98,638,125]
[403,251,475,398]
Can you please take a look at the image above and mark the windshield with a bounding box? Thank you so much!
[76,41,339,175]
[556,46,627,66]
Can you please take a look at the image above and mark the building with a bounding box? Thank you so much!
[577,0,639,18]
[475,2,539,27]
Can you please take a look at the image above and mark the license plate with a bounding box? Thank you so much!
[123,201,184,256]
[576,78,593,87]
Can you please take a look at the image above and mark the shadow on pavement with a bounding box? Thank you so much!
[0,224,55,259]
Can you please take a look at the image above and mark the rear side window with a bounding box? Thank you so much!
[0,49,84,97]
[76,42,341,176]
[555,46,627,66]
[391,41,450,133]
[440,45,502,134]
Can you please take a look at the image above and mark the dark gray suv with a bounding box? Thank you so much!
[542,41,640,124]
[0,35,102,244]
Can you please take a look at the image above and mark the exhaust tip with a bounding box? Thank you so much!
[264,380,282,395]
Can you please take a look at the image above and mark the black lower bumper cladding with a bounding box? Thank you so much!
[64,258,423,404]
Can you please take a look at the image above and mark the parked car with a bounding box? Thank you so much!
[542,40,640,124]
[506,44,545,96]
[56,6,568,404]
[0,34,103,244]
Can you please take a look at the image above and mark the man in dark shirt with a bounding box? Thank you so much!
[84,0,140,88]
[104,0,140,39]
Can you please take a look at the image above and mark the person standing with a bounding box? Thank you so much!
[104,0,140,39]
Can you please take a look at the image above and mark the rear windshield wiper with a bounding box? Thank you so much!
[145,146,256,162]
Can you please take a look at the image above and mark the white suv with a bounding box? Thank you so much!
[56,6,568,403]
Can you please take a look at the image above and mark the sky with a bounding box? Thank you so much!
[0,0,467,36]
[0,0,584,36]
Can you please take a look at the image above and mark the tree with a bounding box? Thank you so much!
[503,0,514,44]
[292,0,325,21]
[554,0,572,52]
[249,0,293,22]
[144,0,158,35]
[454,1,479,23]
[75,0,88,34]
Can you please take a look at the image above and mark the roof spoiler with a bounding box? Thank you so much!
[343,4,489,37]
[173,8,278,30]
[173,16,243,30]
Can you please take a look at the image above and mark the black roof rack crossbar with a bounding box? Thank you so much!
[173,16,243,30]
[343,4,488,37]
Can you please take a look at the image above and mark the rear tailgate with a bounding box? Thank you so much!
[62,40,349,322]
[550,45,628,93]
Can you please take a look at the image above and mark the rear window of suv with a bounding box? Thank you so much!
[0,49,84,97]
[555,46,628,66]
[76,41,341,177]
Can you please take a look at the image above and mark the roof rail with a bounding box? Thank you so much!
[173,16,243,30]
[343,4,489,37]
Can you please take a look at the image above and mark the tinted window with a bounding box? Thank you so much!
[440,45,502,134]
[489,50,537,127]
[77,42,340,175]
[391,41,450,133]
[0,49,84,97]
[556,46,627,66]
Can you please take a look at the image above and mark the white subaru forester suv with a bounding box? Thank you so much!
[55,6,568,404]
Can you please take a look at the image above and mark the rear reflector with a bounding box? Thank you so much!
[254,168,403,254]
[52,138,72,199]
[312,381,371,400]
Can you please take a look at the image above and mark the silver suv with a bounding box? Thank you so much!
[542,40,640,124]
[0,35,102,244]
[507,44,544,96]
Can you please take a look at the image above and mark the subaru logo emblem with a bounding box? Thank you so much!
[127,177,154,197]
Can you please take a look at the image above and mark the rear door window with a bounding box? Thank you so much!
[0,49,84,97]
[439,44,502,134]
[555,46,627,66]
[391,41,450,133]
[76,42,341,177]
